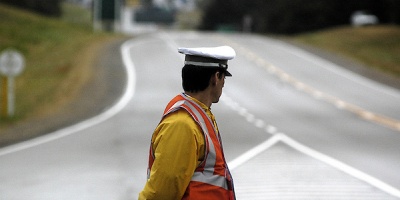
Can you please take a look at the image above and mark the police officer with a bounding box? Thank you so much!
[139,46,236,200]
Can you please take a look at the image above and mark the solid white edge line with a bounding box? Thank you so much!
[220,34,400,197]
[228,133,284,170]
[0,38,137,157]
[278,134,400,198]
[229,133,400,198]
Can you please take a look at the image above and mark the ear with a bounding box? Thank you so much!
[211,72,219,86]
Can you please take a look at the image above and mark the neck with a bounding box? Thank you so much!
[185,91,212,108]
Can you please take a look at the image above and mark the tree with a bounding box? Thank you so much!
[199,0,243,31]
[0,0,62,17]
[198,0,400,34]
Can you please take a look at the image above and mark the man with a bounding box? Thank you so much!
[138,46,236,200]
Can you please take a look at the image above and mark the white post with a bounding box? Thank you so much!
[7,77,14,116]
[93,0,102,31]
[0,49,25,118]
[114,0,122,32]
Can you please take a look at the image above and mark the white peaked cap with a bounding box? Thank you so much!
[178,46,236,60]
[178,46,235,76]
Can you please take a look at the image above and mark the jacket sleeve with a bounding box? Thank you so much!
[139,110,204,200]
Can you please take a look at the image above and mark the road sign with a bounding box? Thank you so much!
[0,49,25,117]
[0,49,25,77]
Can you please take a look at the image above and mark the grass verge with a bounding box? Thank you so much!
[291,25,400,78]
[0,3,120,130]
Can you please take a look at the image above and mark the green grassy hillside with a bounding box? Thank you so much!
[0,3,117,127]
[293,25,400,77]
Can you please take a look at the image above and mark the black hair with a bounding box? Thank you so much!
[182,65,225,93]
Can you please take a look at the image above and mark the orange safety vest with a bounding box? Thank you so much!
[147,93,235,200]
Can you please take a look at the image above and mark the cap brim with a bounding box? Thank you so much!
[225,70,232,77]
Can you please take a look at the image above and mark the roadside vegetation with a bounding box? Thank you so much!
[292,25,400,77]
[200,0,400,34]
[0,3,119,129]
[0,2,398,143]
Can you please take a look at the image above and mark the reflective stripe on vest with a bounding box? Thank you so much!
[159,94,232,190]
[176,99,228,189]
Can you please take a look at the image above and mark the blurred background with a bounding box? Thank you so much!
[0,0,399,142]
[1,0,400,32]
[0,1,399,199]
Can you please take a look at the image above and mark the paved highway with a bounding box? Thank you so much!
[1,31,399,199]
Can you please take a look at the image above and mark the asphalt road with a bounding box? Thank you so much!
[0,31,399,200]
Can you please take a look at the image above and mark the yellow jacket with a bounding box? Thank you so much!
[139,97,218,199]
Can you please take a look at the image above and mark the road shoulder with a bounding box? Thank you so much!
[284,40,400,91]
[0,38,128,147]
[1,34,398,148]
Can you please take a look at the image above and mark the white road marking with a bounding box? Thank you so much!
[275,39,400,98]
[211,33,400,197]
[215,35,400,131]
[222,91,400,197]
[0,39,138,156]
[232,141,400,200]
[266,125,277,134]
[228,132,400,198]
[221,91,400,198]
[228,133,283,170]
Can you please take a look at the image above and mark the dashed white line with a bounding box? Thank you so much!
[217,56,400,198]
[220,90,400,198]
[215,35,400,131]
[266,125,278,134]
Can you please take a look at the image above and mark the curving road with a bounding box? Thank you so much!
[1,31,399,199]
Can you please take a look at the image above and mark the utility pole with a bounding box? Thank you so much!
[93,0,122,32]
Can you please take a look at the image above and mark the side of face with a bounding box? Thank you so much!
[211,71,225,103]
